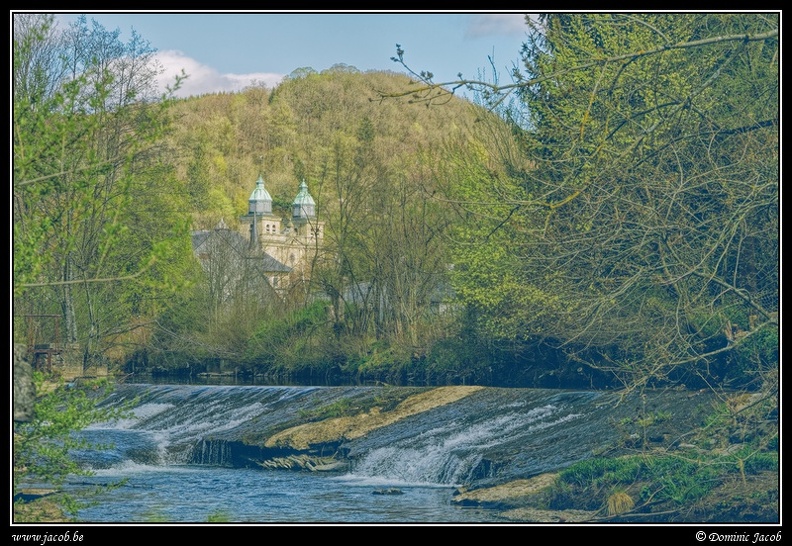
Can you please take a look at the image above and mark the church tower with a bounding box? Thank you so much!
[241,174,281,250]
[291,179,323,242]
[239,175,324,275]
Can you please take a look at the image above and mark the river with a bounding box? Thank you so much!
[41,383,714,524]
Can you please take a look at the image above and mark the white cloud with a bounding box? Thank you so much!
[154,50,284,98]
[466,14,531,38]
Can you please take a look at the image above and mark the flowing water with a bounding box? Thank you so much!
[72,464,502,523]
[44,383,712,523]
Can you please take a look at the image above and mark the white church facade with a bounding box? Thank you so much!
[238,175,325,292]
[192,175,325,299]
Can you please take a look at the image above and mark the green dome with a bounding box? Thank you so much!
[292,180,316,219]
[249,175,272,215]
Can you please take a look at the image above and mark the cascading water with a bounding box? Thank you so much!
[346,403,584,485]
[61,383,714,522]
[82,384,333,467]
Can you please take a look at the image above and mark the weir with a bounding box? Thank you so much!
[82,384,716,487]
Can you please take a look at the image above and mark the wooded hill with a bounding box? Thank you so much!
[15,14,778,394]
[149,67,512,385]
[166,66,485,229]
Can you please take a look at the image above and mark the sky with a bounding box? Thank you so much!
[47,11,533,99]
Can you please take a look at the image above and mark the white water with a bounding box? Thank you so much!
[56,384,632,522]
[348,405,582,485]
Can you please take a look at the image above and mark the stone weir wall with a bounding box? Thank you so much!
[182,385,721,487]
[175,384,776,522]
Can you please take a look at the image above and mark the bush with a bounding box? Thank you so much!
[13,375,130,521]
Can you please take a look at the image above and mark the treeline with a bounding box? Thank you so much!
[14,14,778,391]
[13,15,195,374]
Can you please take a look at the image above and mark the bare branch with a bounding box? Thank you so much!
[382,29,778,106]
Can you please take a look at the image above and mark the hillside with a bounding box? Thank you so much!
[141,68,521,381]
[164,67,492,229]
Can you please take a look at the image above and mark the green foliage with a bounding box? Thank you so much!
[13,14,193,369]
[560,457,643,489]
[423,332,495,385]
[553,388,778,516]
[245,300,333,370]
[445,148,568,342]
[558,454,719,511]
[354,341,411,374]
[206,509,232,522]
[435,13,779,389]
[298,397,355,421]
[739,451,778,474]
[13,375,130,521]
[701,391,779,457]
[641,457,720,505]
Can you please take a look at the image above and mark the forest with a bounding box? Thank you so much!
[13,13,779,394]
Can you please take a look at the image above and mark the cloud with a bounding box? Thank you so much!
[466,14,531,38]
[154,50,284,98]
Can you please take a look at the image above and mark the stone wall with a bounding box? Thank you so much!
[13,343,35,422]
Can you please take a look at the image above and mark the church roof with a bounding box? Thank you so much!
[192,227,291,273]
[255,253,292,273]
[292,179,316,219]
[292,180,315,208]
[249,175,272,203]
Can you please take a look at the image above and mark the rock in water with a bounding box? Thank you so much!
[372,488,403,495]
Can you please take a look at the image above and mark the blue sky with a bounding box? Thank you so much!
[50,12,532,98]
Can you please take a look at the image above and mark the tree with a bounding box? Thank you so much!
[13,14,193,371]
[193,225,283,360]
[391,13,779,389]
[312,120,453,352]
[13,13,195,521]
[13,375,127,521]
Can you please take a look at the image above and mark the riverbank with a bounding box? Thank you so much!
[449,469,779,523]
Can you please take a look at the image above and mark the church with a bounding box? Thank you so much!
[239,175,324,273]
[192,175,325,298]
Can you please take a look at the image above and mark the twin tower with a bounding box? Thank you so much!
[239,175,324,273]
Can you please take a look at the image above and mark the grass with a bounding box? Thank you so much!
[206,509,231,522]
[550,397,778,521]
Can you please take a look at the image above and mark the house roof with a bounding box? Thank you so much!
[192,227,291,273]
